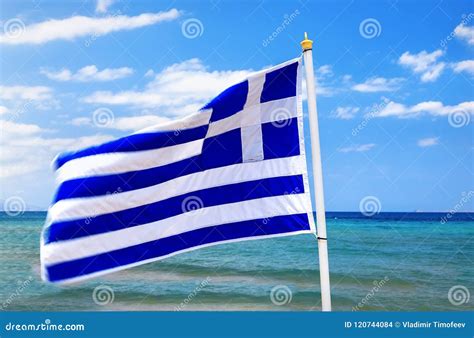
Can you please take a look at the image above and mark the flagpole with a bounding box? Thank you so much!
[301,32,332,311]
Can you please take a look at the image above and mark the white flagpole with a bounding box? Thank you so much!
[301,32,332,311]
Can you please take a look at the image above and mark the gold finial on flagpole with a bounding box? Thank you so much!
[301,32,313,51]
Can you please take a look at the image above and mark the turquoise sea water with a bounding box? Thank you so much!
[0,212,472,311]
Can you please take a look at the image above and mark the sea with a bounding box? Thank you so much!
[1,212,472,311]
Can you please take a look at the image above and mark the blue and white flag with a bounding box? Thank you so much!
[41,57,315,283]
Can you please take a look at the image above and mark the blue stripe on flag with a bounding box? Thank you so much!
[261,62,298,103]
[54,125,208,170]
[262,118,300,159]
[53,118,299,201]
[44,213,311,282]
[201,128,242,170]
[203,80,248,122]
[45,175,305,243]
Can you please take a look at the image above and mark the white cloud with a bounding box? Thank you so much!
[84,58,253,117]
[41,65,133,82]
[417,137,439,148]
[96,0,115,13]
[375,99,474,118]
[342,74,352,83]
[352,77,404,92]
[454,23,474,45]
[398,50,445,82]
[0,119,43,136]
[338,143,375,153]
[331,106,359,120]
[0,85,59,113]
[70,117,91,126]
[0,85,52,101]
[420,63,445,82]
[302,78,336,98]
[316,65,333,79]
[0,119,113,178]
[452,60,474,76]
[314,81,336,96]
[144,69,155,77]
[0,9,180,45]
[71,114,171,131]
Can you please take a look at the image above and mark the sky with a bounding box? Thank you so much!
[0,0,473,212]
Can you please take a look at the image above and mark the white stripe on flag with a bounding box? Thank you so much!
[241,72,265,162]
[132,109,211,134]
[55,139,204,184]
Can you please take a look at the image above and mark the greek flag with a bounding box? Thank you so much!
[41,57,315,283]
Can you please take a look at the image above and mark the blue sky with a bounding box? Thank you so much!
[0,0,472,212]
